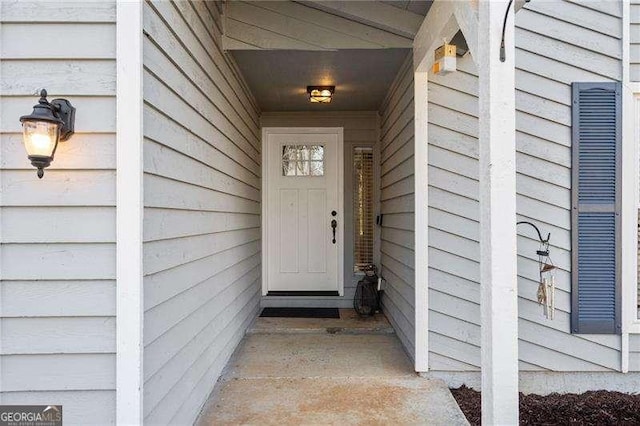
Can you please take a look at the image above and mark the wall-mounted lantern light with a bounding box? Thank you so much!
[307,86,334,103]
[19,89,75,178]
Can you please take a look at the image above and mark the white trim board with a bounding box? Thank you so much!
[622,0,640,343]
[621,1,640,382]
[621,0,632,374]
[116,0,144,423]
[628,91,640,336]
[411,0,459,375]
[261,127,345,296]
[0,13,3,397]
[411,0,482,375]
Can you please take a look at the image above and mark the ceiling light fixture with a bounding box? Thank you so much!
[307,86,334,103]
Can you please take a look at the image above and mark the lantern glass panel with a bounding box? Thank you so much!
[22,120,60,157]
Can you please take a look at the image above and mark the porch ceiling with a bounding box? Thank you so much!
[222,1,431,50]
[231,49,411,111]
[382,0,432,16]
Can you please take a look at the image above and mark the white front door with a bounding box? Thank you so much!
[263,128,344,295]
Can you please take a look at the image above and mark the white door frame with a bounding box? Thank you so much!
[261,127,345,296]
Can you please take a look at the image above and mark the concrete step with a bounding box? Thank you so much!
[197,377,470,425]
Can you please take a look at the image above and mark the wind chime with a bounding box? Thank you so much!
[518,221,556,320]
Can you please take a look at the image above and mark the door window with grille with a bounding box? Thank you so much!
[282,145,324,176]
[354,147,374,272]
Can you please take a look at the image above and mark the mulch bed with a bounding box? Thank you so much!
[451,385,640,425]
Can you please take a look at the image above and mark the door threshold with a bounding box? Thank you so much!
[267,291,340,297]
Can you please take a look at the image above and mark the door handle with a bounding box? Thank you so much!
[331,219,337,244]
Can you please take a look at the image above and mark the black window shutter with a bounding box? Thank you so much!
[571,82,621,334]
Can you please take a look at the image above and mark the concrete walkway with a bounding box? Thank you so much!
[196,310,468,425]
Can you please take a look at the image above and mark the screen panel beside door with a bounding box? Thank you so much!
[263,129,344,294]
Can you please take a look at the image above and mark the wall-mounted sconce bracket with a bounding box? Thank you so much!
[500,0,532,62]
[50,98,76,141]
[517,220,550,246]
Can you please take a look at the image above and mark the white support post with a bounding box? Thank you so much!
[116,0,144,424]
[414,65,429,373]
[478,0,519,424]
[411,0,460,375]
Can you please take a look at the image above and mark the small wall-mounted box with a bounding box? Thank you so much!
[432,43,457,75]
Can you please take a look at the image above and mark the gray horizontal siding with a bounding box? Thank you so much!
[0,1,117,423]
[514,1,624,370]
[260,111,379,308]
[632,2,640,81]
[142,1,261,424]
[378,54,415,358]
[426,0,626,372]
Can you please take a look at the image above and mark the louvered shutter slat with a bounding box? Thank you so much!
[571,82,621,335]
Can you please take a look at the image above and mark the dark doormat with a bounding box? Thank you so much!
[260,307,340,318]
